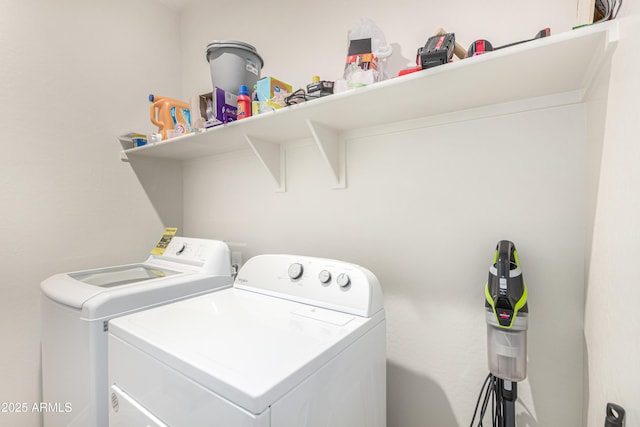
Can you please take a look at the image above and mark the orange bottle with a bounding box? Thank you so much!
[149,94,192,140]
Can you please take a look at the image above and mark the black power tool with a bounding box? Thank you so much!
[467,28,550,57]
[418,33,456,69]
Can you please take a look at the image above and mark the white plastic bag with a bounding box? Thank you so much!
[344,17,392,85]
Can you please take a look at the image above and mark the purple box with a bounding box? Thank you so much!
[201,87,237,128]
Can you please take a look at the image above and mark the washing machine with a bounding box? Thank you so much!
[41,236,235,427]
[108,254,386,427]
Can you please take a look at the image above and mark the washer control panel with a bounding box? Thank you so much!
[148,237,232,276]
[234,255,384,317]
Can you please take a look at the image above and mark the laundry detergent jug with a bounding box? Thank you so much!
[149,94,192,140]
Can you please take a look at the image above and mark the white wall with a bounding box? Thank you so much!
[181,106,588,426]
[4,0,636,426]
[0,1,180,426]
[584,8,640,427]
[178,1,592,426]
[179,0,579,99]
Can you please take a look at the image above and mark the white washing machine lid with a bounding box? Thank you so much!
[109,287,384,415]
[68,263,181,288]
[40,237,233,317]
[41,263,190,310]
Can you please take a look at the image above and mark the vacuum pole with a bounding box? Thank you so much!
[502,381,517,427]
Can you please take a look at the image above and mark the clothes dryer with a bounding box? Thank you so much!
[108,254,386,427]
[41,237,234,427]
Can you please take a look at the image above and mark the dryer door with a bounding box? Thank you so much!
[109,385,168,427]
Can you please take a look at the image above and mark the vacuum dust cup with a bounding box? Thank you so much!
[486,310,527,381]
[485,240,528,382]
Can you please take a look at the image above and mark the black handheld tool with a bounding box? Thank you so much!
[471,241,530,427]
[467,28,550,57]
[486,240,528,427]
[418,33,455,69]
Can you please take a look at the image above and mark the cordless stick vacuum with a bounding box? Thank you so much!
[480,240,529,427]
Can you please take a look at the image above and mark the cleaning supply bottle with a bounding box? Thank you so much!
[251,85,260,116]
[149,94,192,140]
[237,85,251,120]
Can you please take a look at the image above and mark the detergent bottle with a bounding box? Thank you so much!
[149,94,192,140]
[236,85,251,120]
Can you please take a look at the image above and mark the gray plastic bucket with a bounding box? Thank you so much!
[206,40,263,95]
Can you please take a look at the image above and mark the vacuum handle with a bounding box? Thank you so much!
[496,240,516,279]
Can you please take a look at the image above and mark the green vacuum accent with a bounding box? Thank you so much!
[485,241,528,328]
[485,240,529,382]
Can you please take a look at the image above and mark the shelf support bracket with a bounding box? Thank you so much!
[306,120,346,189]
[245,134,286,192]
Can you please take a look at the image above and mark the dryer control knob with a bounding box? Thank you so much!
[318,270,332,284]
[336,273,351,288]
[288,263,304,280]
